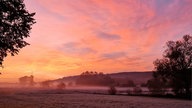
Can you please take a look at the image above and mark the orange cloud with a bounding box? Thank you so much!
[1,0,192,82]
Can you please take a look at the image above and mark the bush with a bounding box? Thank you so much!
[147,78,166,95]
[108,86,117,95]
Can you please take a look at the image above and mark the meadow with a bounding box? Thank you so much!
[0,87,191,108]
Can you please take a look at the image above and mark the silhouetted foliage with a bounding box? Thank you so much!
[0,0,35,66]
[147,78,166,95]
[76,71,115,86]
[152,35,192,97]
[108,85,117,95]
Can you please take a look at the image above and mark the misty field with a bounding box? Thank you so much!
[0,88,191,108]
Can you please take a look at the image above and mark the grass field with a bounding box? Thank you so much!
[0,88,191,108]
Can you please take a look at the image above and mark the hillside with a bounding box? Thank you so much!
[108,71,153,84]
[50,71,153,85]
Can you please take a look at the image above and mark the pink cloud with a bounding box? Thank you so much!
[1,0,192,82]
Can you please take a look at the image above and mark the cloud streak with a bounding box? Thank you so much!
[96,32,121,40]
[61,42,96,55]
[1,0,192,82]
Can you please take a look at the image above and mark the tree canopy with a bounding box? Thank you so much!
[152,35,192,97]
[76,71,115,86]
[0,0,35,67]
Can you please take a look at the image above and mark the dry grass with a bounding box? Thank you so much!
[0,88,191,108]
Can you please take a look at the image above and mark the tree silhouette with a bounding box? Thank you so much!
[76,71,115,86]
[147,78,166,95]
[0,0,35,67]
[153,35,192,97]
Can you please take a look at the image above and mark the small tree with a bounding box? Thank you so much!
[147,78,166,95]
[0,0,35,67]
[108,85,117,95]
[153,35,192,97]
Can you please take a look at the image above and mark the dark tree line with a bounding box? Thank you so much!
[76,71,115,86]
[76,71,136,87]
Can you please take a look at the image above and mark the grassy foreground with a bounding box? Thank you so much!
[0,88,191,108]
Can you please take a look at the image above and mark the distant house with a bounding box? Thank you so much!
[19,75,34,86]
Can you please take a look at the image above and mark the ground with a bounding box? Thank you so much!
[0,88,191,108]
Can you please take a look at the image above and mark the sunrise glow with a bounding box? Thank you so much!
[1,0,192,82]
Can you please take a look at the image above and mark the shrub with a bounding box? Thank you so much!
[108,86,117,95]
[147,78,166,95]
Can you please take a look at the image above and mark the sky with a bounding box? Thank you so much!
[1,0,192,82]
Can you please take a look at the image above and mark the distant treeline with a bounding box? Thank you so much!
[76,71,114,86]
[76,71,137,87]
